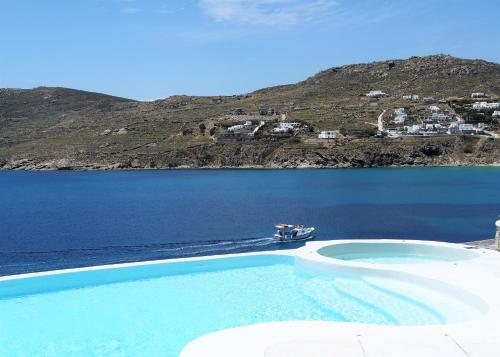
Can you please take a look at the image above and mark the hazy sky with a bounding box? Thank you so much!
[1,0,499,100]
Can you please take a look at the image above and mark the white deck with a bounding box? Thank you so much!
[181,240,500,357]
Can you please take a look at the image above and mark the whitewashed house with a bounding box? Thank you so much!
[366,90,387,98]
[278,122,301,130]
[393,108,407,124]
[227,120,254,132]
[471,92,486,98]
[403,95,420,102]
[407,124,422,134]
[459,124,476,134]
[318,131,337,139]
[493,111,500,118]
[472,102,500,110]
[227,124,245,132]
[448,122,461,135]
[273,122,301,133]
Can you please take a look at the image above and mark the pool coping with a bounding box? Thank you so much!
[0,248,296,282]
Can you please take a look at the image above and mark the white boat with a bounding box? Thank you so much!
[274,224,315,242]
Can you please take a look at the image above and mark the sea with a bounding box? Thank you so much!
[1,167,499,276]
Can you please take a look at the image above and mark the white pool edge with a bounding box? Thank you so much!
[0,248,296,282]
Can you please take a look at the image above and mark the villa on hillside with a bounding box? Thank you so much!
[472,102,500,110]
[393,108,408,124]
[213,120,265,142]
[227,121,253,132]
[318,131,337,139]
[471,92,486,98]
[403,94,420,102]
[366,90,387,98]
[259,107,279,116]
[272,122,302,134]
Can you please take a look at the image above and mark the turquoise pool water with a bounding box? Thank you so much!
[333,253,459,264]
[318,242,479,265]
[0,255,482,357]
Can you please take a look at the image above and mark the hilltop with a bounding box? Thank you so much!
[1,55,500,170]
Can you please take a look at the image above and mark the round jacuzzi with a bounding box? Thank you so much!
[317,241,480,264]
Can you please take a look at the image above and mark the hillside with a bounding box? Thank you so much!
[1,55,500,169]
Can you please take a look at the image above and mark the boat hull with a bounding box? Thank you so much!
[274,228,315,242]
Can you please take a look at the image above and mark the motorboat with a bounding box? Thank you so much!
[274,224,315,242]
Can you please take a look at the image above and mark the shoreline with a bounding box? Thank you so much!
[2,162,500,171]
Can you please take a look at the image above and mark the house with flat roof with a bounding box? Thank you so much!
[393,108,407,124]
[318,131,337,139]
[272,122,302,134]
[472,102,500,110]
[459,124,476,134]
[366,90,387,98]
[403,95,420,102]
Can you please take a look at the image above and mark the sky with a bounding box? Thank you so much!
[1,0,499,100]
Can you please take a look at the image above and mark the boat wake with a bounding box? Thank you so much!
[151,236,278,256]
[1,236,303,275]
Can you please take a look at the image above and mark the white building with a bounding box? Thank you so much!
[386,128,402,137]
[393,108,407,124]
[273,127,291,133]
[429,105,441,112]
[277,122,301,130]
[403,95,420,102]
[273,122,301,133]
[448,122,461,135]
[366,90,387,98]
[228,121,254,132]
[471,92,486,98]
[472,102,500,110]
[459,124,476,134]
[407,124,422,134]
[318,131,337,139]
[425,124,439,130]
[493,111,500,118]
[227,124,245,132]
[423,113,453,122]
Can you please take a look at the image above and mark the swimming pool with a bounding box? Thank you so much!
[317,241,479,264]
[0,253,485,357]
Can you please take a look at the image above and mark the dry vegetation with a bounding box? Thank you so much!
[1,55,499,169]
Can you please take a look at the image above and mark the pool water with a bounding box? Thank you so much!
[0,255,482,357]
[317,242,479,265]
[333,253,459,264]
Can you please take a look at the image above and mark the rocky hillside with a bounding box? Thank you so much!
[1,55,500,169]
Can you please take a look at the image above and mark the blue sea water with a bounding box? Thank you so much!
[1,167,499,276]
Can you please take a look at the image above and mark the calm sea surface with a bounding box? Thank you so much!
[1,168,499,276]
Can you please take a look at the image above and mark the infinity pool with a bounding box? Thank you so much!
[0,254,484,356]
